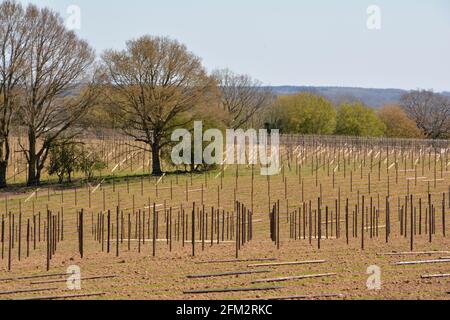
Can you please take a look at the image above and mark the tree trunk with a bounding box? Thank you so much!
[151,142,163,176]
[0,161,7,188]
[0,136,10,188]
[27,129,39,186]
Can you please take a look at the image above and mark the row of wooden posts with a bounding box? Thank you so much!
[85,201,254,259]
[1,209,65,271]
[1,200,254,272]
[278,192,447,251]
[2,192,447,272]
[8,142,447,216]
[0,200,254,271]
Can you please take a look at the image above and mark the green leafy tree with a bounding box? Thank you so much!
[77,148,106,181]
[162,106,227,173]
[335,102,385,137]
[47,144,78,183]
[275,93,336,134]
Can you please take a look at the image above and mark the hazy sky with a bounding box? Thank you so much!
[19,0,450,91]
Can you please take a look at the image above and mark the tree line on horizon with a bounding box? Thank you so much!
[1,0,449,188]
[262,91,450,140]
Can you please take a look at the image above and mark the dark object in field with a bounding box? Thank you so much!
[187,270,271,279]
[378,251,450,256]
[420,273,450,279]
[195,258,276,265]
[0,287,57,296]
[393,259,450,266]
[183,286,282,294]
[248,260,326,268]
[17,292,106,300]
[256,293,345,300]
[252,273,337,284]
[30,275,117,285]
[0,273,67,282]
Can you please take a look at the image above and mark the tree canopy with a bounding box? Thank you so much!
[400,90,450,139]
[378,104,423,139]
[274,93,336,135]
[102,35,215,175]
[335,102,386,137]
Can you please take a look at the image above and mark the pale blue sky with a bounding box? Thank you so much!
[19,0,450,91]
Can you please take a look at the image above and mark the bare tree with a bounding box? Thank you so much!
[400,90,450,139]
[18,5,100,186]
[213,69,273,129]
[0,1,31,187]
[102,35,214,176]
